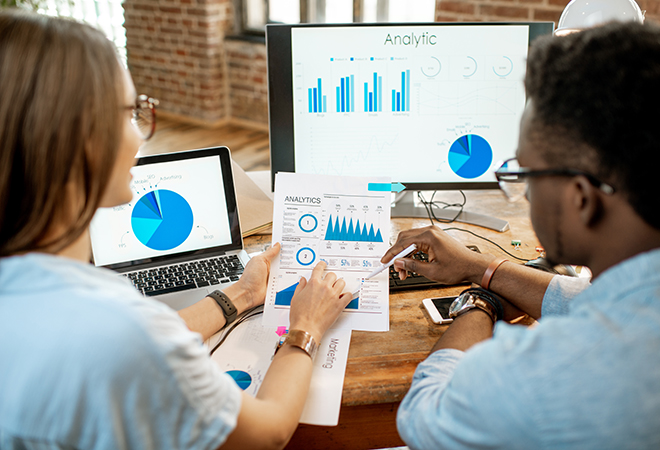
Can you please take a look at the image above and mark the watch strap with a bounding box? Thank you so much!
[276,329,318,360]
[475,288,505,321]
[450,287,505,322]
[471,297,498,323]
[208,290,238,325]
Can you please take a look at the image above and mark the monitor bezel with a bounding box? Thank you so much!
[266,21,555,191]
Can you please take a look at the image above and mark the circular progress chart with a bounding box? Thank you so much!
[131,189,194,251]
[226,370,252,390]
[448,134,493,179]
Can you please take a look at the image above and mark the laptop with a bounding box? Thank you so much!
[90,146,250,311]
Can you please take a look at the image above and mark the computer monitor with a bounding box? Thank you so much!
[267,21,554,230]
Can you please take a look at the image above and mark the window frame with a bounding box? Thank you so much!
[235,0,404,36]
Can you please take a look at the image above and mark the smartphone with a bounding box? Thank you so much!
[422,296,457,325]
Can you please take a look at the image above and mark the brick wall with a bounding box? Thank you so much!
[435,0,660,24]
[225,39,269,125]
[124,0,234,124]
[123,0,660,127]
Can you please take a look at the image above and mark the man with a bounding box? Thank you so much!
[383,21,660,449]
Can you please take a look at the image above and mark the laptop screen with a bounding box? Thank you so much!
[90,147,241,269]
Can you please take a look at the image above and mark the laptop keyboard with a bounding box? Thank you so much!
[389,245,480,291]
[122,255,244,297]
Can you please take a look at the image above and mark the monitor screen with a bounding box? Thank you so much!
[267,22,554,191]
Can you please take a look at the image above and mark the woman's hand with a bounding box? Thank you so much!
[288,261,352,343]
[224,243,281,311]
[382,225,493,286]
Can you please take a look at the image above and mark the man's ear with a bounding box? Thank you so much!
[573,175,604,228]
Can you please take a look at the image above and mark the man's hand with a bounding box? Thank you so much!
[382,225,493,286]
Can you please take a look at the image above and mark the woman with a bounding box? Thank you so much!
[0,10,351,449]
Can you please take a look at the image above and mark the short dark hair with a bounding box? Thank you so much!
[525,21,660,229]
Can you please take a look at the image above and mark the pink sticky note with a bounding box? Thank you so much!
[276,326,288,337]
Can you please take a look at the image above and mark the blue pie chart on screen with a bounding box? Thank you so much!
[131,189,194,251]
[448,134,493,179]
[226,370,252,390]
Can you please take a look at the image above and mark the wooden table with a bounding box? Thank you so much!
[244,190,540,450]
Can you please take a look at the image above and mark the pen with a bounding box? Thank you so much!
[352,244,417,296]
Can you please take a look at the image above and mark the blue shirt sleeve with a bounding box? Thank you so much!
[397,326,543,450]
[541,275,590,317]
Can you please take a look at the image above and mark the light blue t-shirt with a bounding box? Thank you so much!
[0,253,242,449]
[397,248,660,450]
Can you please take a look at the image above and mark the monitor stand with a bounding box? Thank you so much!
[390,191,510,232]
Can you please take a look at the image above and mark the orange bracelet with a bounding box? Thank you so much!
[481,257,508,290]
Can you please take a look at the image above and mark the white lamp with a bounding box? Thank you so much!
[555,0,645,36]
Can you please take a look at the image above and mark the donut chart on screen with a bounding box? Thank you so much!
[131,189,194,251]
[448,134,493,179]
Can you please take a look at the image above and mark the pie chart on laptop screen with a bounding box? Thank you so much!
[448,134,493,179]
[131,189,194,251]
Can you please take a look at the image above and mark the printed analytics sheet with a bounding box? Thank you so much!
[263,172,391,331]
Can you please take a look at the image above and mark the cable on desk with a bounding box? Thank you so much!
[413,190,532,262]
[442,227,532,262]
[417,190,467,225]
[209,305,264,356]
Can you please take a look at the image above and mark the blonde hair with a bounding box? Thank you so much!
[0,10,123,256]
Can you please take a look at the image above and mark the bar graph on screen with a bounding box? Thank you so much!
[336,75,355,112]
[392,69,411,112]
[364,72,383,112]
[308,78,327,113]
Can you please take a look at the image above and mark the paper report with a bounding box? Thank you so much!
[210,314,351,426]
[264,172,391,332]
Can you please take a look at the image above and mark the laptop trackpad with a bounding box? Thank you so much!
[155,288,213,311]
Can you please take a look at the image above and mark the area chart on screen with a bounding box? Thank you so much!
[131,189,194,251]
[448,134,493,179]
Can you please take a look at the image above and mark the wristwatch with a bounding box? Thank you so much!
[274,329,318,360]
[449,288,504,323]
[208,290,238,325]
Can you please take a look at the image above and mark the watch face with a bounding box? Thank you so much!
[449,295,467,317]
